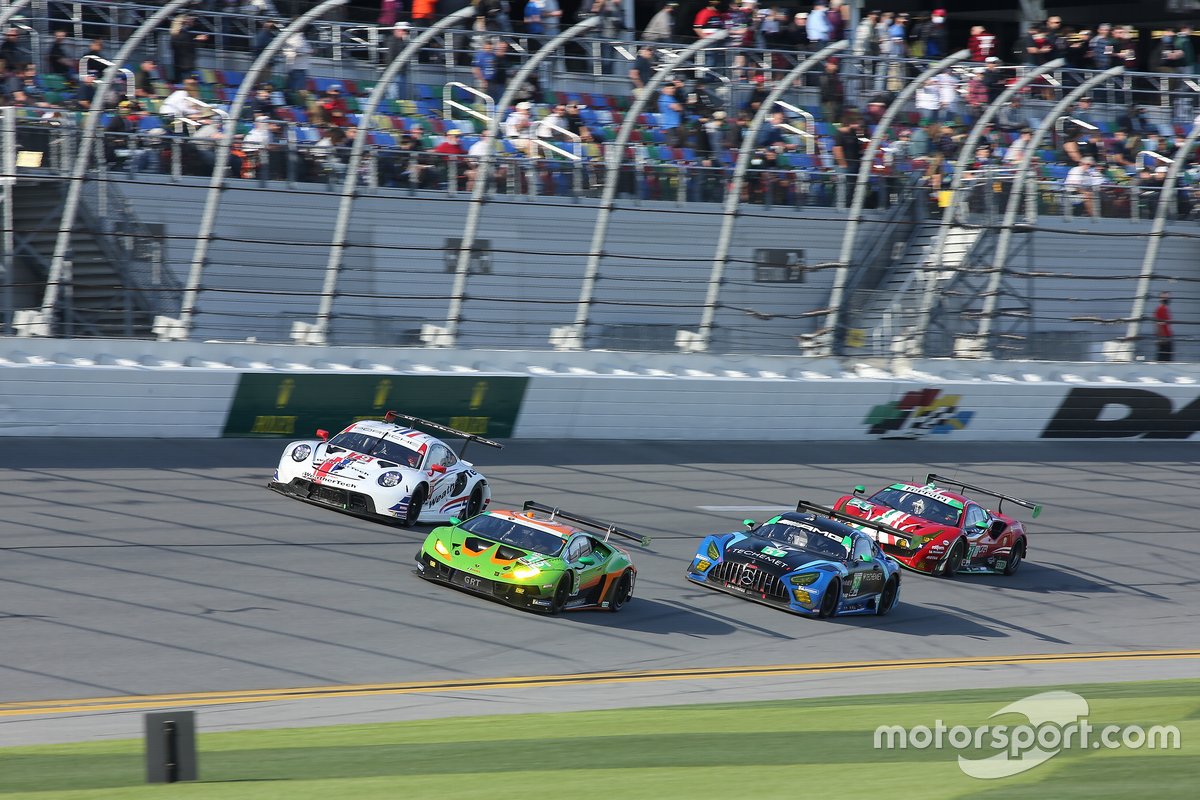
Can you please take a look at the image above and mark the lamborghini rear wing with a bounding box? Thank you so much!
[925,473,1042,518]
[523,501,651,548]
[384,411,503,455]
[795,499,917,548]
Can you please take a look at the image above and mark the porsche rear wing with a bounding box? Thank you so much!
[795,499,917,548]
[384,411,503,458]
[523,501,651,548]
[925,473,1042,518]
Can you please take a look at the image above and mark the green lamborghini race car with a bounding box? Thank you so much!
[415,501,650,614]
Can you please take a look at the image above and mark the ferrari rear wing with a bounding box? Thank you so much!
[925,473,1042,518]
[795,499,917,548]
[523,501,651,548]
[384,411,503,457]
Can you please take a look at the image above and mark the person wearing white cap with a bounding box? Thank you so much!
[386,20,412,99]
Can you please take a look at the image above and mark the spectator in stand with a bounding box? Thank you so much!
[853,9,880,73]
[827,0,846,42]
[629,46,654,96]
[536,103,568,140]
[47,29,75,80]
[1044,16,1069,61]
[135,59,160,100]
[283,27,312,106]
[915,75,940,124]
[805,2,831,44]
[919,8,948,59]
[252,20,277,60]
[1105,129,1134,168]
[385,22,412,99]
[103,99,138,164]
[1065,156,1104,215]
[1178,26,1196,73]
[251,84,280,118]
[473,38,497,97]
[523,0,545,36]
[563,102,584,135]
[542,0,562,38]
[169,15,208,84]
[643,3,677,43]
[411,0,437,25]
[320,85,350,127]
[693,0,722,38]
[377,0,401,29]
[833,118,864,174]
[434,128,470,189]
[968,25,996,62]
[81,38,106,77]
[980,56,1005,103]
[491,40,512,100]
[1151,28,1185,74]
[1016,23,1050,67]
[160,76,208,130]
[0,28,28,69]
[964,68,988,124]
[685,78,721,117]
[996,96,1030,133]
[744,72,769,114]
[1004,127,1033,164]
[503,100,534,153]
[818,59,844,124]
[1155,291,1173,362]
[658,81,684,147]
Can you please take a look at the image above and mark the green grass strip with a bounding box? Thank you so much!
[1,679,1196,799]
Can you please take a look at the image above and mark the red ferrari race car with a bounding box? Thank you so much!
[832,473,1042,577]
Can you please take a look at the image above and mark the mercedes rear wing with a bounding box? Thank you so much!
[523,501,651,548]
[795,499,917,548]
[925,473,1042,518]
[384,411,503,458]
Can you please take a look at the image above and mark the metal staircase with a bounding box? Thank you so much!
[10,179,179,337]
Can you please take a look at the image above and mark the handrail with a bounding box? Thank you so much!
[773,101,816,156]
[443,82,495,130]
[531,122,581,162]
[79,56,136,103]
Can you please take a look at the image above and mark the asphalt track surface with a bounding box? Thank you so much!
[1,440,1198,744]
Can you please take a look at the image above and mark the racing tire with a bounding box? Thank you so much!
[549,574,572,616]
[876,576,899,616]
[465,485,484,519]
[817,578,840,619]
[937,538,966,578]
[608,570,634,613]
[1003,539,1025,576]
[401,484,427,528]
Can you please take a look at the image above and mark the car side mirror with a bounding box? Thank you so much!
[430,464,447,474]
[577,555,595,566]
[449,516,461,526]
[743,519,756,529]
[853,485,866,496]
[858,553,873,563]
[316,429,328,441]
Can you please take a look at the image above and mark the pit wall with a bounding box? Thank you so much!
[2,341,1197,441]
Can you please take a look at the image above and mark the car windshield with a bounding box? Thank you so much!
[457,515,567,556]
[868,487,962,526]
[757,520,850,560]
[327,431,422,468]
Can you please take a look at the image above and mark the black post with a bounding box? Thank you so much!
[145,710,197,783]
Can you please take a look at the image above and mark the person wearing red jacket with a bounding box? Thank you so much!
[319,85,350,127]
[1155,291,1174,362]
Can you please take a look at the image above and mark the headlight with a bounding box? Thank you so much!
[789,573,819,586]
[290,444,311,462]
[706,541,721,560]
[378,471,402,487]
[512,564,541,580]
[434,540,450,556]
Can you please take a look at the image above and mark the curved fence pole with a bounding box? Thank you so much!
[35,0,193,335]
[557,30,730,350]
[174,0,348,340]
[309,6,475,345]
[437,16,602,347]
[823,49,970,355]
[691,39,848,353]
[913,59,1063,351]
[1122,123,1200,358]
[972,66,1123,352]
[0,1,32,29]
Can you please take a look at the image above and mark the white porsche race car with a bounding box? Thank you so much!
[268,412,503,527]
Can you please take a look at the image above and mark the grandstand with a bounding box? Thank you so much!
[2,1,1198,360]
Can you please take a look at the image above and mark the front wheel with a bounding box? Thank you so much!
[1003,540,1025,575]
[608,570,634,612]
[818,578,841,618]
[401,485,426,528]
[937,538,966,578]
[549,574,572,615]
[876,576,899,616]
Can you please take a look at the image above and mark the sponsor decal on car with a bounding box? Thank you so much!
[864,388,975,439]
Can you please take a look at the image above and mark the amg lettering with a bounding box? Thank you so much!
[1042,388,1200,440]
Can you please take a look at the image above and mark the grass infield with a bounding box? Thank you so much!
[2,679,1196,798]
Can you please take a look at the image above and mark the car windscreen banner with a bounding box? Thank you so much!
[221,374,529,438]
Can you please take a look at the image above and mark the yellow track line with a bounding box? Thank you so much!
[3,649,1197,718]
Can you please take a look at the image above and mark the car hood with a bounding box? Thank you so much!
[312,451,410,482]
[722,536,844,578]
[436,530,563,576]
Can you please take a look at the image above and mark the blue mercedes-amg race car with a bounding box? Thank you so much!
[685,501,906,618]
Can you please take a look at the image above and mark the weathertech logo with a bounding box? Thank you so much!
[865,388,974,438]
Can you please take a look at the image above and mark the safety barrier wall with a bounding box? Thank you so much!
[2,343,1199,441]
